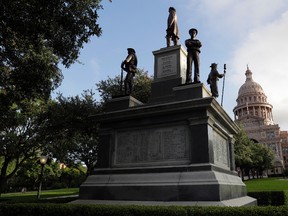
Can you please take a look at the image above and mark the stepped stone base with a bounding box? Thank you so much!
[72,196,256,207]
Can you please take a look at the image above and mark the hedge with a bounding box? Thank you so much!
[248,191,286,206]
[2,204,288,216]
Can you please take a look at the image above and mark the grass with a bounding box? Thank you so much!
[0,188,79,202]
[245,177,288,192]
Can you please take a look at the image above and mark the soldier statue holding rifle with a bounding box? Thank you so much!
[121,48,138,95]
[207,63,225,98]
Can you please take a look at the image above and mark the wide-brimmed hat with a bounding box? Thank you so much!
[210,63,217,67]
[169,7,176,12]
[189,28,198,35]
[127,48,136,53]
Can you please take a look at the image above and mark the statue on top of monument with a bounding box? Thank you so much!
[121,48,138,95]
[185,28,202,84]
[207,63,225,98]
[166,7,179,47]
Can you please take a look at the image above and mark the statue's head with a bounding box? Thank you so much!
[127,48,136,54]
[189,28,198,36]
[169,7,176,12]
[210,63,217,69]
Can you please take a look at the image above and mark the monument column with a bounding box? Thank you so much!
[150,45,187,103]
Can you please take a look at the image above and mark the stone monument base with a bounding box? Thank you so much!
[76,92,256,206]
[79,168,249,202]
[106,95,144,112]
[72,196,256,206]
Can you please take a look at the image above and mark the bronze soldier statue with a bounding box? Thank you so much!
[207,63,225,98]
[185,28,202,84]
[121,48,138,95]
[166,7,179,47]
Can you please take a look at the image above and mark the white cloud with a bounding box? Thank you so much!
[183,0,288,130]
[89,58,101,77]
[230,10,288,130]
[184,0,287,32]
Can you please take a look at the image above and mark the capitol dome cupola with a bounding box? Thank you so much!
[233,66,274,125]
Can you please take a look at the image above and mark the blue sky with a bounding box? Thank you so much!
[53,0,288,130]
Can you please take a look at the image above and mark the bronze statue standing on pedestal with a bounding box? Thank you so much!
[121,48,138,95]
[185,28,202,84]
[207,63,225,98]
[166,7,179,47]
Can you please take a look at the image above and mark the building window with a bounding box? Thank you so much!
[267,131,275,138]
[268,143,276,152]
[283,147,288,155]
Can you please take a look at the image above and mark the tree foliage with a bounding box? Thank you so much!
[43,90,101,176]
[234,127,274,180]
[0,0,104,194]
[42,71,153,177]
[0,99,48,193]
[96,69,153,103]
[1,0,103,102]
[7,159,86,192]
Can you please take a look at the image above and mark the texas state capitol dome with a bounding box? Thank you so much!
[233,66,274,126]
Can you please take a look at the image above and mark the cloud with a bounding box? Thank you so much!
[230,10,288,130]
[182,0,288,130]
[88,58,99,75]
[184,0,287,34]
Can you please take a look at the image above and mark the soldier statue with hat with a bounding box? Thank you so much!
[121,48,138,95]
[185,28,202,84]
[207,63,225,98]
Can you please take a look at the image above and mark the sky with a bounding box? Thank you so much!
[53,0,288,130]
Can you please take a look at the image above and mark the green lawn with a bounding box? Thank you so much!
[0,188,79,202]
[245,177,288,192]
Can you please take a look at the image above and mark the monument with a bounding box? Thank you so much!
[76,44,256,206]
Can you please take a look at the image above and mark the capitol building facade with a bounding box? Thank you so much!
[233,67,288,176]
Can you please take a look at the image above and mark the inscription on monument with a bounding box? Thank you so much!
[213,131,229,168]
[157,54,177,78]
[115,126,189,166]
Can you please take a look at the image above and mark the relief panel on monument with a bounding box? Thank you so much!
[212,131,229,169]
[115,126,189,166]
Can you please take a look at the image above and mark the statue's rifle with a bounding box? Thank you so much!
[120,61,124,94]
[221,64,226,106]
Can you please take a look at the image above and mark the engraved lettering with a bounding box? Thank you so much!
[115,126,189,166]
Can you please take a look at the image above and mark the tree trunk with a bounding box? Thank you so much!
[0,159,10,195]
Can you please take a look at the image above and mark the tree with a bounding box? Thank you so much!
[0,0,105,194]
[1,0,103,101]
[234,127,274,180]
[0,99,48,194]
[42,71,153,177]
[250,143,274,178]
[96,69,153,103]
[43,90,101,177]
[234,127,253,180]
[7,159,86,191]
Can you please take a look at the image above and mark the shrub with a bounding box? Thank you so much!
[2,204,288,216]
[248,191,286,206]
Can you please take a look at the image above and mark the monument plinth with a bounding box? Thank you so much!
[77,45,256,206]
[150,45,188,103]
